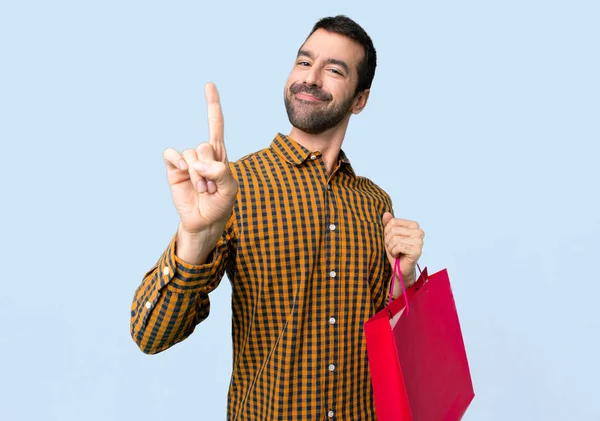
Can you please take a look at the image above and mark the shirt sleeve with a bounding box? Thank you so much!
[130,218,235,354]
[374,191,395,313]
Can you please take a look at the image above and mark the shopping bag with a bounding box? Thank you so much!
[364,258,475,421]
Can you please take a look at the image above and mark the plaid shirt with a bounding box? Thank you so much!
[131,133,394,420]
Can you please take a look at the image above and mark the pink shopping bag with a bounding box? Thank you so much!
[364,258,475,420]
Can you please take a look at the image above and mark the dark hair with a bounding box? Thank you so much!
[307,15,377,94]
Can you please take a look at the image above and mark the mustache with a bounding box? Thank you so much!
[290,83,332,101]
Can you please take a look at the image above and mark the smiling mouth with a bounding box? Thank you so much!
[295,92,325,102]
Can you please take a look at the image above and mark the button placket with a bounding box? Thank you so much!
[324,175,339,420]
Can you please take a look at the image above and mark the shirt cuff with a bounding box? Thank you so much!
[157,234,223,294]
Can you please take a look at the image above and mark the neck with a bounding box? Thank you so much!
[288,118,350,175]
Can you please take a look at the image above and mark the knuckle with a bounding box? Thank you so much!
[387,235,396,248]
[197,143,216,157]
[182,148,196,158]
[214,162,228,174]
[163,148,180,162]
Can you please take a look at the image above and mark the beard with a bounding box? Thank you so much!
[284,83,356,134]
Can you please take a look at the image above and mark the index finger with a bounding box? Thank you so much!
[385,218,420,230]
[204,82,227,163]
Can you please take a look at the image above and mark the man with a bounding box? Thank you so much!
[130,15,424,421]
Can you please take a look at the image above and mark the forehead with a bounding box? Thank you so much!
[299,28,364,71]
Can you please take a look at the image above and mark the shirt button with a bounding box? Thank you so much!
[328,410,334,418]
[329,224,336,231]
[145,301,152,309]
[330,271,336,278]
[329,317,336,325]
[329,364,336,372]
[162,267,170,276]
[310,154,317,160]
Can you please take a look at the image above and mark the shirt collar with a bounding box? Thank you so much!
[270,133,355,176]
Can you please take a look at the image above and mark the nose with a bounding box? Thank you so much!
[303,65,322,89]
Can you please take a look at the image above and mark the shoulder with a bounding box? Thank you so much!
[228,146,275,176]
[352,174,394,211]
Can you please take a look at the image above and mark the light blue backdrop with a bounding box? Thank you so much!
[1,1,598,420]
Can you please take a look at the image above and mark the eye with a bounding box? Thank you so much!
[297,61,310,67]
[328,68,343,76]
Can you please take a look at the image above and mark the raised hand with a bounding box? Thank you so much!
[163,83,238,262]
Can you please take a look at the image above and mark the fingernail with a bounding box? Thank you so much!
[207,180,216,193]
[179,159,188,170]
[197,181,206,193]
[195,162,207,173]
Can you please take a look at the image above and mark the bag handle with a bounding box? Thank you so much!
[388,258,424,313]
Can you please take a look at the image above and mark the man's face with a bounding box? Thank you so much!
[284,28,365,134]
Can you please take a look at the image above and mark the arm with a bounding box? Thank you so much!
[130,217,235,354]
[129,83,237,354]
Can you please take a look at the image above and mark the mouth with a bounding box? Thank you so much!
[295,92,324,102]
[290,83,331,103]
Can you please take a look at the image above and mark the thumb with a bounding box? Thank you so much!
[193,161,236,188]
[382,211,394,226]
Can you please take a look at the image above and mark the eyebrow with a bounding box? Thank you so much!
[297,49,350,75]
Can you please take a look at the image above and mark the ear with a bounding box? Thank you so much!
[352,89,370,115]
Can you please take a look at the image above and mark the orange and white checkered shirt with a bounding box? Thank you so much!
[131,133,394,420]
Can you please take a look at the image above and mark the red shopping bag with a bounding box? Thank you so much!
[364,258,475,421]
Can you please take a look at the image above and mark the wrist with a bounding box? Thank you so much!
[176,223,223,265]
[403,268,417,286]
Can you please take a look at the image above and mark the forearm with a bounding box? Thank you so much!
[130,268,209,354]
[176,221,226,265]
[130,231,231,354]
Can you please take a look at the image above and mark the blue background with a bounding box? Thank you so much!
[1,1,598,419]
